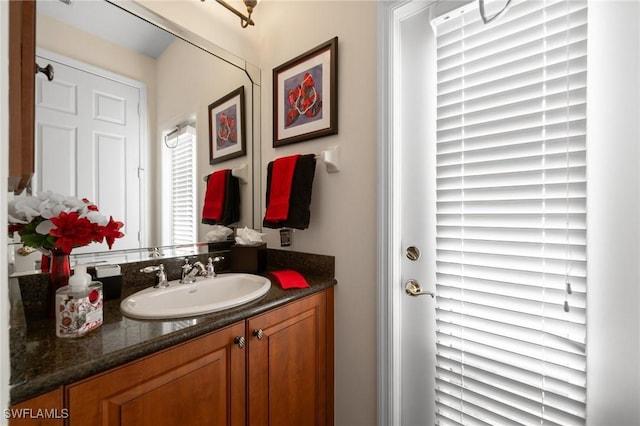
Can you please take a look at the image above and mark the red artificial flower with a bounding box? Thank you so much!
[82,198,99,211]
[103,216,125,249]
[49,211,97,254]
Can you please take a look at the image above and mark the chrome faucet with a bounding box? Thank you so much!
[181,259,206,284]
[140,264,168,288]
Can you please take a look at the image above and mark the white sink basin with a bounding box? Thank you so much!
[120,273,271,319]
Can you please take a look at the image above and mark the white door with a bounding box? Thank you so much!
[35,52,142,253]
[398,2,439,425]
[379,1,464,425]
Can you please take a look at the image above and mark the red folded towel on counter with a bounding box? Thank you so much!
[202,169,228,221]
[270,269,310,289]
[265,154,301,222]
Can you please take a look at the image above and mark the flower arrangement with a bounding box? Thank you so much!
[8,191,124,255]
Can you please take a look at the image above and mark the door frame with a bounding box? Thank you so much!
[376,1,436,424]
[35,48,149,246]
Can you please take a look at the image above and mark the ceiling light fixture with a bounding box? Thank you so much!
[202,0,259,28]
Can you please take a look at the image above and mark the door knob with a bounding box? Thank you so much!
[405,279,434,298]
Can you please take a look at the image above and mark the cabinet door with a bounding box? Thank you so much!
[247,291,329,426]
[67,322,245,426]
[9,388,64,426]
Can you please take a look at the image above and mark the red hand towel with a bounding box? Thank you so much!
[202,170,228,221]
[270,270,310,289]
[265,155,301,222]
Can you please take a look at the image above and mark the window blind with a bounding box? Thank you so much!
[169,126,197,245]
[433,0,587,425]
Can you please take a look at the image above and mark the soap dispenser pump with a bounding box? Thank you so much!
[55,264,104,338]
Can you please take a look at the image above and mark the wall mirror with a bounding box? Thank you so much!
[11,0,261,273]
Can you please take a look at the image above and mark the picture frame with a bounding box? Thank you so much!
[273,37,338,147]
[208,86,246,164]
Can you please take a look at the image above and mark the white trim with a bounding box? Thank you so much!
[377,2,442,425]
[377,2,409,425]
[35,48,149,247]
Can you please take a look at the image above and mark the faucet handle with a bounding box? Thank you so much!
[141,264,169,288]
[206,256,225,278]
[140,265,162,273]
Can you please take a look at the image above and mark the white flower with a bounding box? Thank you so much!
[35,220,56,235]
[9,195,43,223]
[84,211,109,226]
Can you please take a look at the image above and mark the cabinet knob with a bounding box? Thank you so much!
[234,336,246,349]
[252,328,264,341]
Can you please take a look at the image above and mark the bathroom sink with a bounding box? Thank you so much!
[120,273,271,319]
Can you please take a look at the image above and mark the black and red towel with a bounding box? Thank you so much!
[263,154,316,230]
[202,169,240,226]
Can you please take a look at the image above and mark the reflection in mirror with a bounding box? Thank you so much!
[12,0,260,273]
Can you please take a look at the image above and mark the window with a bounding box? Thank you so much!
[163,124,197,245]
[433,0,587,424]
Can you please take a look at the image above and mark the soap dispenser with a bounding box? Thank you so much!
[55,264,103,338]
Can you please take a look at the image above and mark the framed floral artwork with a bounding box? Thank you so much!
[208,86,246,164]
[273,37,338,147]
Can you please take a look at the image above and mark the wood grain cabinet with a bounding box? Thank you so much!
[247,290,331,426]
[66,322,246,426]
[37,289,334,426]
[9,388,64,426]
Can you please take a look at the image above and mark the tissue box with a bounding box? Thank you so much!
[230,243,267,273]
[87,265,122,301]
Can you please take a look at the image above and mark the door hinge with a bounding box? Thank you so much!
[137,167,144,178]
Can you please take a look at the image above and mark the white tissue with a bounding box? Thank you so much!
[235,226,265,246]
[206,225,234,242]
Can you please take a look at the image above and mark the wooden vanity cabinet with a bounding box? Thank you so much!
[9,388,64,426]
[66,322,246,426]
[247,290,332,426]
[60,288,333,426]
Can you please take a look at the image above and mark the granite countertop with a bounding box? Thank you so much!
[10,249,336,405]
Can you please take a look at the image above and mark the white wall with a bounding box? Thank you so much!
[585,1,640,424]
[256,2,378,425]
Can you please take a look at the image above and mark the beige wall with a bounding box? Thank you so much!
[257,2,378,425]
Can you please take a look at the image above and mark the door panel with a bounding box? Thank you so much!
[35,53,141,252]
[397,2,440,425]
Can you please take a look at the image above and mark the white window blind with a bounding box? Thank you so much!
[168,125,197,245]
[433,0,587,425]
